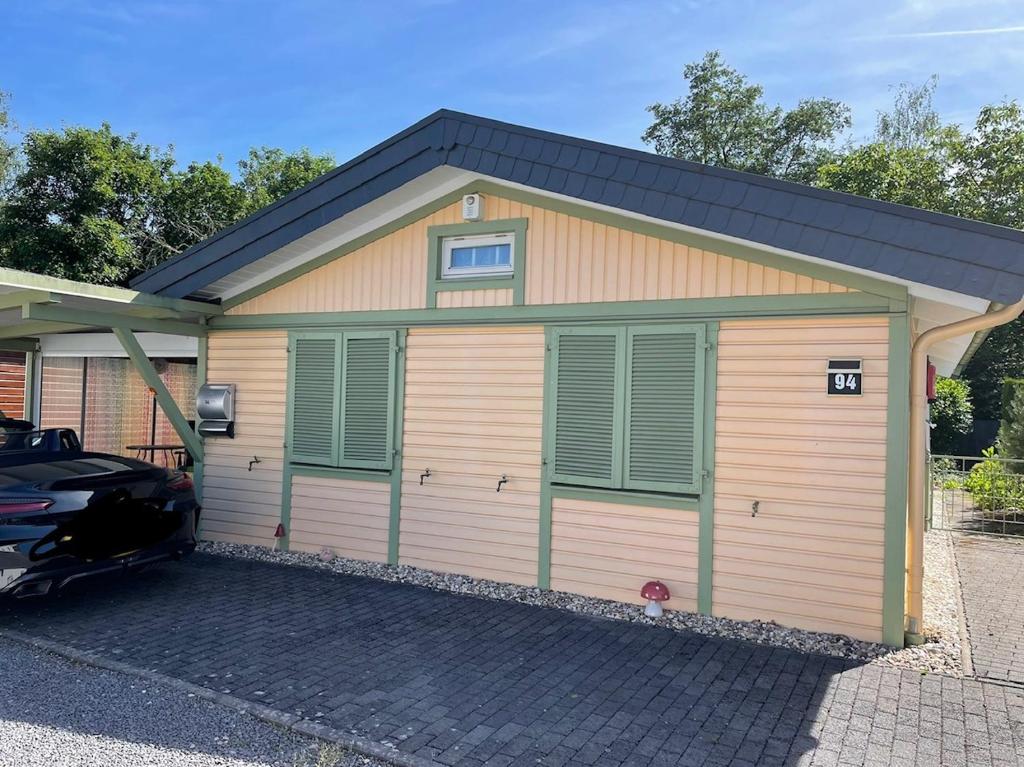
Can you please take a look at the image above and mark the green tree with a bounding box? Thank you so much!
[930,376,973,454]
[237,146,335,215]
[642,51,851,183]
[152,160,246,257]
[0,124,173,285]
[0,90,17,196]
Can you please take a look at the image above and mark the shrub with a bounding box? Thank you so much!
[964,447,1024,511]
[999,379,1024,463]
[930,376,973,455]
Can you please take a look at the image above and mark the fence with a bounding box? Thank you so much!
[928,453,1024,537]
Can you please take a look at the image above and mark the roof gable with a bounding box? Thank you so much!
[131,110,1024,304]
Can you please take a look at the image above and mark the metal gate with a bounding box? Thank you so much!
[928,452,1024,536]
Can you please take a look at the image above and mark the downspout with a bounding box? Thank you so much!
[905,296,1024,644]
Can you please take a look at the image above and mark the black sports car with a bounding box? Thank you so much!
[0,418,199,597]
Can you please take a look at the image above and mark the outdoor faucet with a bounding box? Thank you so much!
[420,468,431,486]
[496,474,509,493]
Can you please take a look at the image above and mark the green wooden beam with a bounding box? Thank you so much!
[211,292,896,332]
[0,321,91,340]
[24,303,206,337]
[0,266,222,315]
[113,327,204,463]
[387,328,408,565]
[0,290,60,311]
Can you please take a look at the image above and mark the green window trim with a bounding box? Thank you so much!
[426,218,528,308]
[547,322,707,496]
[549,484,699,512]
[286,329,398,471]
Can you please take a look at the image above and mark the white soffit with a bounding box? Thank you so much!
[39,333,198,359]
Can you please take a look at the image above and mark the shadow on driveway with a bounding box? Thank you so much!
[2,553,1020,766]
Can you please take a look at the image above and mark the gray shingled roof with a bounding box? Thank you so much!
[132,109,1024,303]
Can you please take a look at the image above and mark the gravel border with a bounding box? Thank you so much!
[199,538,962,674]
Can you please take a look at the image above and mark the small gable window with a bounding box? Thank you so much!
[441,233,514,278]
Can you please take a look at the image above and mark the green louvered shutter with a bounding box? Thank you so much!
[289,334,341,465]
[550,328,624,487]
[624,324,705,493]
[339,331,396,470]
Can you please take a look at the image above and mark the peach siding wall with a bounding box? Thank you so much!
[0,352,26,420]
[201,331,287,546]
[435,288,514,308]
[712,316,889,642]
[290,475,390,562]
[227,195,851,316]
[398,326,544,585]
[550,498,699,611]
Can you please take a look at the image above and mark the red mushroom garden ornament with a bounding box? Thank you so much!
[640,581,670,618]
[273,523,286,550]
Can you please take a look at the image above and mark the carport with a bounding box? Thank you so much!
[0,267,214,484]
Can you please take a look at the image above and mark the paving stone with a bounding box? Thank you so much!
[2,552,1024,766]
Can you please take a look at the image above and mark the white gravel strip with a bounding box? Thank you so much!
[199,538,962,674]
[0,638,387,767]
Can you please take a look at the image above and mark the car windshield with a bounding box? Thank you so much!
[0,427,48,452]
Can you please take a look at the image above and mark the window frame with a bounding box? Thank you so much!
[425,217,528,307]
[546,322,706,496]
[441,232,515,279]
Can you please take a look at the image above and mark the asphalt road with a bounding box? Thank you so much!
[0,637,378,767]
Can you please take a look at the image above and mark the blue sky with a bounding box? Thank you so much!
[2,0,1022,172]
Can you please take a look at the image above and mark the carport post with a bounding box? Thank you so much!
[113,327,204,464]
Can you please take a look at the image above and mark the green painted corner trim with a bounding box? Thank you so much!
[194,337,208,510]
[24,302,206,338]
[279,463,293,552]
[388,328,408,565]
[425,217,528,308]
[697,322,719,616]
[883,313,910,647]
[471,180,908,302]
[549,484,699,512]
[538,326,555,589]
[113,328,204,462]
[211,292,896,333]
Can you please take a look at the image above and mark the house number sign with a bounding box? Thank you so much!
[826,359,862,395]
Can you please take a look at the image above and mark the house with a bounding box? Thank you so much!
[9,111,1024,648]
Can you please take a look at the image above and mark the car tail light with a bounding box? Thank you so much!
[166,473,194,492]
[0,499,54,515]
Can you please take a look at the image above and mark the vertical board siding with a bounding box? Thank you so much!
[0,352,26,419]
[39,357,84,432]
[713,316,889,642]
[201,331,287,545]
[435,288,514,308]
[399,326,544,585]
[290,475,390,562]
[228,195,851,316]
[550,497,699,611]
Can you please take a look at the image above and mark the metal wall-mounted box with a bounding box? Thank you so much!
[197,383,236,438]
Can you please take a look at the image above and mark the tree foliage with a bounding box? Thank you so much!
[0,91,16,196]
[642,51,851,183]
[0,124,173,284]
[930,376,973,454]
[237,147,335,216]
[0,111,336,285]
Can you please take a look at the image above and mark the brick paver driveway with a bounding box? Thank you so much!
[956,535,1024,686]
[3,553,1024,767]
